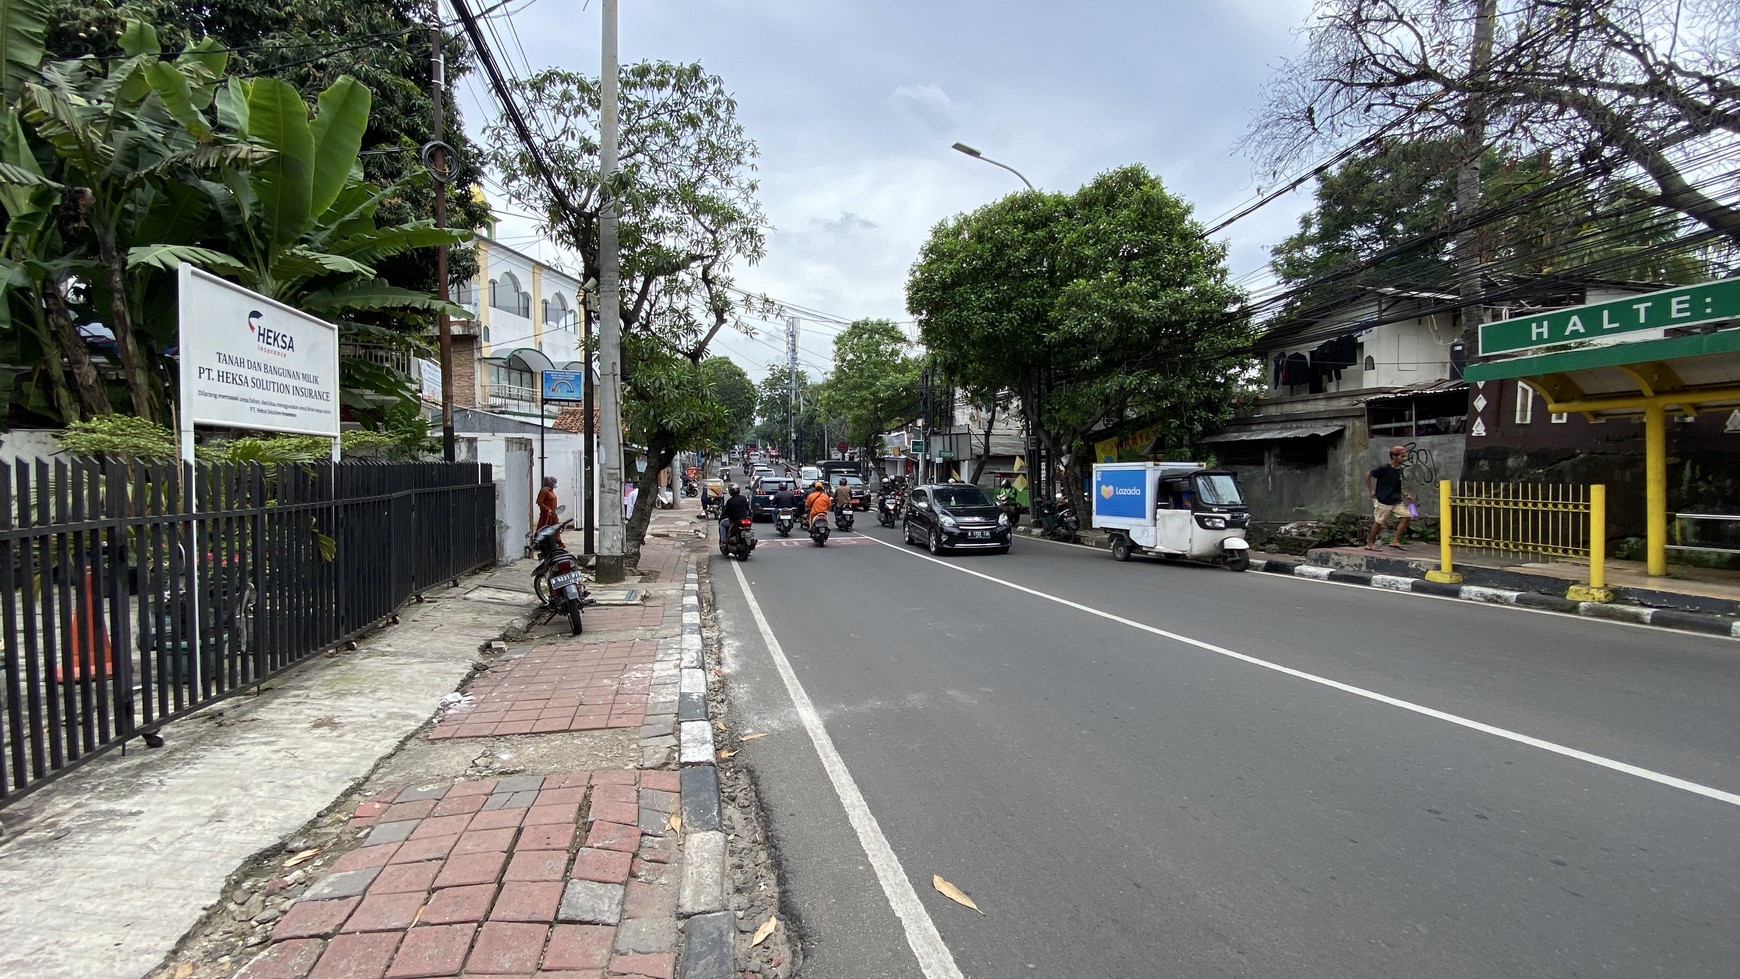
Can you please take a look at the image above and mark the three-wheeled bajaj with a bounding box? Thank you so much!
[1090,462,1252,571]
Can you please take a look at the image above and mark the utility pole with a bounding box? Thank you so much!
[583,294,595,558]
[593,0,626,583]
[786,316,798,465]
[429,5,456,462]
[1455,0,1498,352]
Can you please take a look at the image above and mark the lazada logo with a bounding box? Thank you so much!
[248,310,295,352]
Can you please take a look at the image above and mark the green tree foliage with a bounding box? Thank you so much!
[43,0,492,292]
[1,6,466,428]
[816,319,921,461]
[1271,138,1711,315]
[481,61,769,567]
[908,164,1247,506]
[699,356,756,447]
[752,365,831,462]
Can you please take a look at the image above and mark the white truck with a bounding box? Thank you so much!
[1090,461,1253,571]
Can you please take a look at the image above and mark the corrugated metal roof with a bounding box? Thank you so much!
[1201,424,1345,443]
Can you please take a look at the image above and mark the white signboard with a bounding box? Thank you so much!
[178,264,340,437]
[417,357,442,402]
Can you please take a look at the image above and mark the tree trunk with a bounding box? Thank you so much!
[40,280,112,419]
[622,433,678,571]
[966,401,998,484]
[93,220,158,421]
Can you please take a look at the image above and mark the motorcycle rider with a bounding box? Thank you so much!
[771,480,798,516]
[719,483,752,543]
[995,478,1020,522]
[805,481,832,529]
[832,477,852,513]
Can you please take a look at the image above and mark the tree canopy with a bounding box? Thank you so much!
[908,164,1248,502]
[816,319,921,460]
[1268,138,1711,318]
[1243,0,1740,249]
[481,60,769,566]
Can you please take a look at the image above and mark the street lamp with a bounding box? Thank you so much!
[950,142,1034,190]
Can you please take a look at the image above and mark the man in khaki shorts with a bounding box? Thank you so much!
[1364,445,1415,550]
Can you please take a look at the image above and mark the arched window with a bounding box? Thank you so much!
[492,272,526,316]
[545,293,571,328]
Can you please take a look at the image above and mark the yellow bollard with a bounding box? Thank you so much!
[1425,478,1463,584]
[1567,483,1613,603]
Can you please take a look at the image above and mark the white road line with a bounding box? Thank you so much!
[726,559,965,979]
[866,537,1740,810]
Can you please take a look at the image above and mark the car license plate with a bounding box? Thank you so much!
[969,530,989,539]
[549,571,583,588]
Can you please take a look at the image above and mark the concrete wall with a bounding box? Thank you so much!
[0,429,67,466]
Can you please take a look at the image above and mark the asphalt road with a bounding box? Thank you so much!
[708,511,1740,978]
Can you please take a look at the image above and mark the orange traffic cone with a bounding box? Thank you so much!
[56,568,113,683]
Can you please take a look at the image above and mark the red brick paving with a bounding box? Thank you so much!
[240,772,686,979]
[426,640,660,741]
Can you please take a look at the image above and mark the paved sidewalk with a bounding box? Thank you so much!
[0,507,740,979]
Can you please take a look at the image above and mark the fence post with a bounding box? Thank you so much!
[1426,479,1462,584]
[1567,483,1613,603]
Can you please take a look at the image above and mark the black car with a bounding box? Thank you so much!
[901,483,1011,554]
[838,475,869,510]
[750,477,797,520]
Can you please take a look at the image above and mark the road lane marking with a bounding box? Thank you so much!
[726,559,965,979]
[867,538,1740,810]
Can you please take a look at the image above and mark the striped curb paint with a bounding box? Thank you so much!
[1255,560,1740,639]
[674,568,732,978]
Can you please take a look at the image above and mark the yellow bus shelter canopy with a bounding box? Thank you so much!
[1462,328,1740,419]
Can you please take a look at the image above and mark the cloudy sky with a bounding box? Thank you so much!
[453,0,1323,381]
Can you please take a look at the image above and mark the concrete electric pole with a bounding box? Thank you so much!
[594,0,626,582]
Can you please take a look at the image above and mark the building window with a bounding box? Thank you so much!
[1218,443,1265,467]
[1515,382,1534,425]
[545,293,571,328]
[1276,439,1329,468]
[491,272,529,317]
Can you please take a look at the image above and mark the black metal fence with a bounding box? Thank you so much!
[0,457,496,806]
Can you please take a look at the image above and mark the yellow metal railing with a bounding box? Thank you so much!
[1433,480,1607,595]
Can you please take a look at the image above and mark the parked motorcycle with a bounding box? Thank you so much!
[774,507,795,537]
[720,516,757,560]
[835,503,855,532]
[529,517,587,635]
[808,510,831,546]
[877,494,900,527]
[1039,498,1081,543]
[703,496,722,520]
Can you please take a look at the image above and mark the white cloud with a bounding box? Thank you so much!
[889,83,964,134]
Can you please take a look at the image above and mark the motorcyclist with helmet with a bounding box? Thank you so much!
[719,483,752,542]
[996,477,1022,524]
[805,480,832,528]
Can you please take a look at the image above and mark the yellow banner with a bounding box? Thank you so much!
[1094,423,1165,464]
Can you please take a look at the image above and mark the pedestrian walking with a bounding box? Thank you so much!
[1365,445,1415,550]
[536,476,559,530]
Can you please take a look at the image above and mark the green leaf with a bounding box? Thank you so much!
[270,247,375,282]
[143,62,211,140]
[18,81,115,175]
[306,76,370,219]
[118,20,160,58]
[216,77,248,133]
[0,158,57,188]
[245,76,315,252]
[328,223,469,265]
[175,37,229,102]
[301,279,468,317]
[126,243,249,276]
[1,0,49,101]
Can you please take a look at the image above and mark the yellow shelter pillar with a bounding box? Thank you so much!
[1644,403,1667,575]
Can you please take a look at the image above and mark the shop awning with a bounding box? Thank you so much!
[1201,423,1345,443]
[1462,328,1740,418]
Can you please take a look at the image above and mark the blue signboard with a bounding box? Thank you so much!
[541,369,586,403]
[1094,467,1150,520]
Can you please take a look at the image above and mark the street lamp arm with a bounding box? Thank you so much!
[950,141,1034,190]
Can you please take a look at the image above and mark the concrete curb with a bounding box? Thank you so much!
[1255,558,1740,639]
[672,567,734,979]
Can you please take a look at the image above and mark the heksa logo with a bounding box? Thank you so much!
[247,310,296,353]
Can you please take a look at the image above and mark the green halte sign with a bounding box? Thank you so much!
[1478,278,1740,356]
